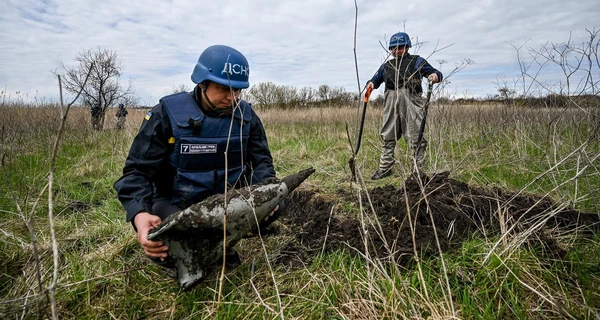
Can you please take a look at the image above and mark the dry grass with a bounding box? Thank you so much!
[1,100,599,319]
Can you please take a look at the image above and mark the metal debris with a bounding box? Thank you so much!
[147,167,315,290]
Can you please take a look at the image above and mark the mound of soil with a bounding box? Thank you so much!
[270,172,599,267]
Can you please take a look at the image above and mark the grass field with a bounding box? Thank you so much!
[1,101,599,319]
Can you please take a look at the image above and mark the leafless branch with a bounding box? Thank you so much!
[46,64,94,320]
[60,48,135,130]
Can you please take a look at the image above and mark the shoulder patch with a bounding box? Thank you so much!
[145,111,153,120]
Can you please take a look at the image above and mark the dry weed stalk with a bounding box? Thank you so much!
[44,68,93,319]
[413,171,456,316]
[212,94,284,318]
[484,141,598,263]
[0,66,94,319]
[500,257,579,319]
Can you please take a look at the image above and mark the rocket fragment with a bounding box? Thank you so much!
[147,167,315,290]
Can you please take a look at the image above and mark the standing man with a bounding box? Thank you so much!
[90,101,102,131]
[115,103,128,130]
[366,31,443,179]
[114,45,283,277]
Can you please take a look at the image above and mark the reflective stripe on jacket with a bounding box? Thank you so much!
[161,92,252,207]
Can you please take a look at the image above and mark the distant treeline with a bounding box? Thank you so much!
[3,83,598,110]
[437,94,600,108]
[132,82,359,110]
[127,91,598,110]
[241,82,599,109]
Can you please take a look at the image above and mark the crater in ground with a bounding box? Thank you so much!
[264,172,599,267]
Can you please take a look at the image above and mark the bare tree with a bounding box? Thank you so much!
[248,81,279,107]
[297,86,316,107]
[172,84,191,94]
[317,84,332,102]
[61,48,134,130]
[496,86,517,104]
[273,85,298,109]
[503,28,600,99]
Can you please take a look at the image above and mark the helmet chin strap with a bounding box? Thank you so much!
[201,84,234,116]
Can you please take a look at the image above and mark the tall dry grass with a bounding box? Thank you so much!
[0,99,598,319]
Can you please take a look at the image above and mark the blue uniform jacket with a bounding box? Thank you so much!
[161,91,252,207]
[114,86,276,223]
[368,53,443,91]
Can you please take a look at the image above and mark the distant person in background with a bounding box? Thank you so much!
[115,103,128,130]
[114,44,284,278]
[365,31,443,179]
[90,101,102,131]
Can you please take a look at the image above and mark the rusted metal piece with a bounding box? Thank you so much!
[147,167,315,290]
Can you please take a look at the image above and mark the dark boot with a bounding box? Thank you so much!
[371,168,393,180]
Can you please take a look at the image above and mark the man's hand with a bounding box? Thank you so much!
[134,212,169,260]
[427,73,439,83]
[366,82,375,91]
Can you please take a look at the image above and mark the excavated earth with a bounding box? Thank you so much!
[263,171,599,267]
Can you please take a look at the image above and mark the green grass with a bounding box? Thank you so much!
[0,103,599,319]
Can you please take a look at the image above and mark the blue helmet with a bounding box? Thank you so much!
[191,45,250,89]
[389,32,411,49]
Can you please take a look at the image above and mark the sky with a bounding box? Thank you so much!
[1,0,598,106]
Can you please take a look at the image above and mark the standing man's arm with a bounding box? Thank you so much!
[415,57,443,83]
[366,64,386,90]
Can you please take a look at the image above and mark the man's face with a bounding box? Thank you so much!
[391,46,408,57]
[203,82,242,108]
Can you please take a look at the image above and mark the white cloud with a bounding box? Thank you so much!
[1,0,598,105]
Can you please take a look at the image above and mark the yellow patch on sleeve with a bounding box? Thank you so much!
[144,111,153,120]
[168,137,176,144]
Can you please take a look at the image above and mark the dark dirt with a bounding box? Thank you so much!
[266,171,599,267]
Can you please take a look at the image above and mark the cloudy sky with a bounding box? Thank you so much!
[1,0,598,106]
